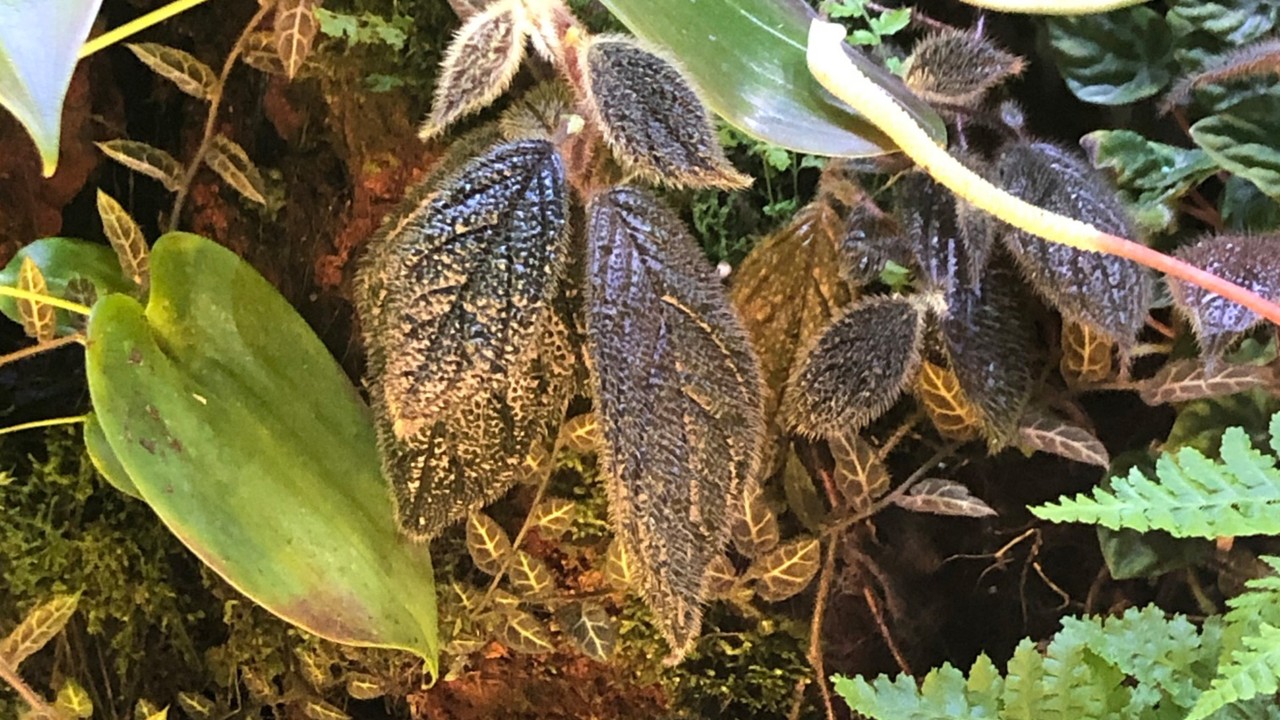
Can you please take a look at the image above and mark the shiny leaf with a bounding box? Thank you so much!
[96,140,183,191]
[127,43,217,100]
[532,498,576,539]
[750,537,820,602]
[1060,320,1115,384]
[558,602,618,661]
[501,610,554,654]
[1169,233,1280,357]
[1082,129,1217,235]
[466,512,513,576]
[893,478,996,517]
[730,482,779,559]
[903,29,1024,108]
[1139,359,1278,406]
[915,359,982,442]
[205,135,268,205]
[1016,408,1110,468]
[829,432,889,512]
[1045,6,1173,105]
[509,550,554,597]
[16,257,55,342]
[274,0,319,80]
[0,237,131,335]
[0,593,79,667]
[85,412,140,499]
[1191,93,1280,199]
[96,189,150,290]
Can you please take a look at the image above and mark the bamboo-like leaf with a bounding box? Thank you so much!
[751,537,821,602]
[1061,320,1114,384]
[274,0,319,80]
[16,257,56,342]
[532,498,576,539]
[96,189,150,290]
[585,186,764,659]
[1016,408,1110,468]
[55,679,94,719]
[605,537,633,591]
[302,699,350,720]
[730,482,780,559]
[903,29,1025,108]
[176,693,214,719]
[344,673,385,700]
[916,359,982,442]
[704,554,737,599]
[558,413,601,454]
[127,43,217,100]
[1139,359,1277,406]
[501,610,555,654]
[558,602,618,661]
[466,512,513,576]
[1169,234,1280,358]
[0,594,78,668]
[509,550,554,597]
[419,0,529,140]
[829,432,890,512]
[581,35,749,190]
[893,478,996,517]
[95,140,183,191]
[205,135,268,206]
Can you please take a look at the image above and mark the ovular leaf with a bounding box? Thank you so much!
[1081,129,1219,235]
[557,602,618,662]
[466,512,513,576]
[0,237,132,335]
[893,478,996,518]
[1168,233,1280,358]
[1190,93,1280,200]
[96,189,150,290]
[903,29,1025,108]
[0,593,79,667]
[205,135,268,206]
[585,186,764,660]
[1045,6,1173,105]
[501,610,554,654]
[1139,359,1278,406]
[604,536,634,591]
[126,43,217,100]
[829,432,890,512]
[509,550,554,597]
[274,0,319,80]
[750,537,820,602]
[532,498,576,538]
[557,412,601,454]
[915,359,982,442]
[95,140,184,192]
[1060,320,1114,384]
[730,482,780,559]
[1016,407,1110,468]
[16,257,55,342]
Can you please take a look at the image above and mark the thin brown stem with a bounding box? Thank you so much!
[863,586,913,676]
[809,540,839,720]
[0,655,62,719]
[0,334,85,370]
[824,444,956,539]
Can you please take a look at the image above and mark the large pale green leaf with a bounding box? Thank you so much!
[84,233,437,673]
[0,0,103,176]
[1191,93,1280,200]
[597,0,944,156]
[0,237,132,334]
[1046,6,1174,105]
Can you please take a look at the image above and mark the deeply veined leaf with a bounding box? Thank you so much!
[243,31,290,76]
[95,140,184,192]
[893,479,996,518]
[581,35,749,190]
[1166,0,1280,73]
[605,536,634,591]
[585,186,764,659]
[301,699,350,720]
[750,537,820,602]
[502,611,555,654]
[466,512,513,576]
[704,554,737,599]
[829,432,890,512]
[274,0,319,80]
[1082,130,1218,235]
[96,189,150,290]
[127,43,217,100]
[16,257,56,342]
[558,412,601,454]
[1191,94,1280,200]
[205,135,268,206]
[419,0,529,140]
[730,482,780,559]
[1045,6,1174,105]
[344,673,386,700]
[509,550,554,597]
[1060,320,1114,385]
[558,602,618,662]
[903,29,1024,108]
[1168,234,1280,358]
[916,359,982,442]
[0,593,79,667]
[55,679,93,719]
[1139,359,1277,406]
[783,296,926,439]
[1016,408,1110,468]
[532,498,576,539]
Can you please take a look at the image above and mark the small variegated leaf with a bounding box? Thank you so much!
[55,679,93,719]
[344,673,385,700]
[240,667,276,700]
[903,28,1025,108]
[1138,359,1277,406]
[205,135,268,206]
[605,537,633,591]
[243,31,288,75]
[532,498,576,538]
[558,413,601,453]
[1169,234,1280,358]
[704,554,737,599]
[893,478,996,518]
[1061,320,1114,384]
[64,277,98,312]
[133,699,164,720]
[501,610,554,654]
[176,693,215,720]
[466,512,513,576]
[127,43,216,100]
[581,36,749,190]
[1016,408,1110,468]
[419,0,529,140]
[782,450,827,533]
[558,602,617,662]
[829,433,890,512]
[509,550,553,597]
[16,257,56,342]
[915,359,982,442]
[782,296,926,439]
[95,140,183,191]
[274,0,319,80]
[0,593,78,667]
[293,646,332,690]
[750,537,821,602]
[301,699,350,720]
[730,482,779,559]
[96,189,150,290]
[491,588,522,611]
[585,186,764,659]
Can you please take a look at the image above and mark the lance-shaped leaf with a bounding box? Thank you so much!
[501,611,554,654]
[604,536,634,591]
[1060,320,1114,384]
[532,498,576,538]
[903,29,1025,108]
[585,186,764,659]
[419,0,529,140]
[704,554,737,599]
[893,478,996,518]
[0,593,79,667]
[205,135,268,206]
[466,511,513,576]
[995,141,1151,349]
[829,433,889,512]
[916,359,981,442]
[96,189,150,290]
[509,550,554,597]
[1017,407,1110,468]
[558,602,618,662]
[750,537,820,602]
[1140,359,1277,406]
[1169,234,1280,358]
[581,35,749,190]
[783,296,926,439]
[96,140,183,192]
[127,43,217,100]
[782,449,827,533]
[16,257,56,342]
[730,482,779,559]
[274,0,319,80]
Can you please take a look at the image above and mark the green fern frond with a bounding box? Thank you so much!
[1031,420,1280,538]
[1190,623,1280,720]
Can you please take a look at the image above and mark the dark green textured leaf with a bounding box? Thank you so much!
[1167,0,1280,72]
[585,186,764,660]
[1046,6,1173,105]
[750,536,820,602]
[903,29,1024,108]
[782,296,926,439]
[1169,233,1280,358]
[1191,93,1280,200]
[582,36,749,190]
[995,141,1151,349]
[558,602,618,662]
[1082,130,1218,235]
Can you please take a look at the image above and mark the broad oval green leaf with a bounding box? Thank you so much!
[84,232,437,673]
[1046,6,1174,105]
[0,237,132,335]
[1191,93,1280,199]
[0,0,103,176]
[597,0,944,156]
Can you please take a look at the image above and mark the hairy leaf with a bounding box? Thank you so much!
[509,550,554,597]
[274,0,319,80]
[16,257,55,342]
[466,512,513,576]
[1060,320,1114,384]
[205,135,268,206]
[1191,93,1280,200]
[56,679,93,719]
[916,359,982,442]
[127,43,217,100]
[830,432,890,512]
[1140,359,1277,405]
[605,537,634,591]
[750,537,821,602]
[581,36,749,190]
[895,171,985,294]
[95,140,183,191]
[704,554,738,599]
[783,296,926,439]
[903,29,1024,108]
[532,498,576,539]
[894,479,996,518]
[1016,408,1110,468]
[1168,233,1280,358]
[1045,6,1173,105]
[419,0,529,140]
[1082,129,1218,235]
[502,611,554,654]
[558,602,618,662]
[96,189,150,290]
[995,141,1151,348]
[585,186,764,658]
[0,593,78,667]
[498,81,578,142]
[558,412,601,454]
[730,482,780,559]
